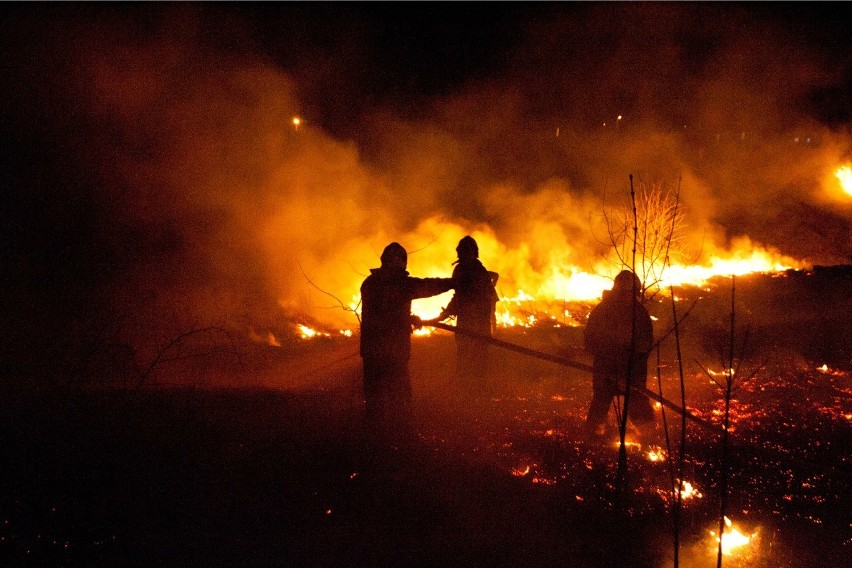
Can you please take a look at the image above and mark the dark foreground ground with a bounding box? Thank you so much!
[1,269,850,567]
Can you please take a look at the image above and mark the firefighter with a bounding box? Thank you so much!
[427,236,499,392]
[583,269,655,436]
[359,242,454,444]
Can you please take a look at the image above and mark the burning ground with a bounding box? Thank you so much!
[1,269,849,567]
[0,4,851,567]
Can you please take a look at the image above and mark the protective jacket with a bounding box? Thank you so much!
[582,270,656,429]
[586,289,652,353]
[359,267,452,363]
[439,259,499,335]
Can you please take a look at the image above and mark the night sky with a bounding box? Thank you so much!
[1,3,851,368]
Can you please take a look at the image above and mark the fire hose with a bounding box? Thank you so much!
[425,320,721,435]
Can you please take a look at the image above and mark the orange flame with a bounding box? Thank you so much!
[710,516,757,556]
[835,165,852,197]
[298,324,330,339]
[646,446,666,462]
[677,480,702,500]
[512,465,531,477]
[310,217,806,332]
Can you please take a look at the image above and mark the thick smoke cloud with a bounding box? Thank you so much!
[404,3,852,261]
[1,4,849,358]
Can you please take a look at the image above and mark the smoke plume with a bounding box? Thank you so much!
[1,4,849,354]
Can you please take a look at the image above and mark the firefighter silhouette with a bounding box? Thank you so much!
[359,242,454,443]
[583,270,655,435]
[429,236,499,392]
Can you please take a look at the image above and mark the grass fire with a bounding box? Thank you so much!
[1,3,850,567]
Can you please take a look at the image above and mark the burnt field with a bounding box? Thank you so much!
[1,269,849,567]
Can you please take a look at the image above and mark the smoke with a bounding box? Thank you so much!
[410,3,852,262]
[1,4,850,352]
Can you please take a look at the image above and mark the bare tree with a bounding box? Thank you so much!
[597,176,702,565]
[600,178,689,300]
[605,176,687,493]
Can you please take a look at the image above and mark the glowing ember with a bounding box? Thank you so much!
[817,363,846,377]
[298,324,353,338]
[707,367,736,378]
[612,439,643,451]
[298,324,330,339]
[835,165,852,196]
[512,465,531,477]
[710,516,757,556]
[646,446,666,462]
[676,480,702,500]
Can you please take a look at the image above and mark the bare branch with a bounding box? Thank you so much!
[132,326,226,395]
[598,178,689,300]
[297,259,362,324]
[407,236,439,256]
